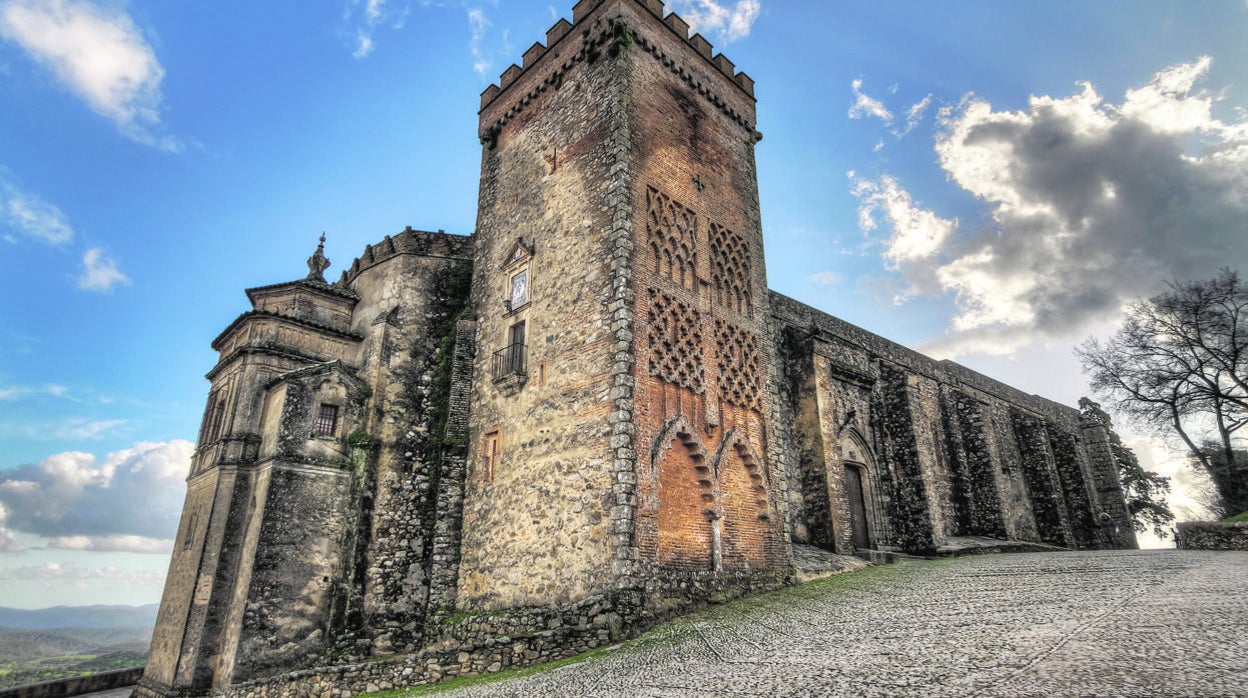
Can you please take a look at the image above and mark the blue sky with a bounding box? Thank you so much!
[0,0,1245,608]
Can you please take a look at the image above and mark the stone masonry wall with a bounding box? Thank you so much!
[339,232,474,653]
[230,464,353,679]
[1176,521,1248,550]
[942,390,1006,538]
[776,334,834,548]
[458,5,627,610]
[141,3,1142,697]
[770,292,1129,554]
[1011,410,1075,546]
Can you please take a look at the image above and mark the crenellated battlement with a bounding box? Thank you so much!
[336,226,472,287]
[478,0,758,145]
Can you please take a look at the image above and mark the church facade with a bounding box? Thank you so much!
[138,1,1136,695]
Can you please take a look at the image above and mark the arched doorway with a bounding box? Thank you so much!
[844,462,871,550]
[840,428,879,552]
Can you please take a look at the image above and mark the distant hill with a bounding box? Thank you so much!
[0,605,156,689]
[0,604,158,630]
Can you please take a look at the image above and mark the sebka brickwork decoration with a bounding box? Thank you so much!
[715,318,761,410]
[646,287,704,392]
[710,222,752,316]
[646,185,699,292]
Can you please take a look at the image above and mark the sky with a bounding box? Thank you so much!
[0,0,1245,609]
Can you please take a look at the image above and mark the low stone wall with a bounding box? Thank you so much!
[1176,521,1248,550]
[164,568,792,698]
[0,667,144,698]
[208,589,647,698]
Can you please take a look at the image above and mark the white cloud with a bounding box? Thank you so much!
[847,82,934,145]
[0,440,192,551]
[49,534,173,554]
[354,32,374,59]
[0,0,179,151]
[849,78,893,123]
[853,57,1248,358]
[0,176,74,245]
[851,174,957,269]
[668,0,761,43]
[468,7,490,75]
[0,502,22,552]
[808,271,843,287]
[0,561,164,585]
[346,0,392,59]
[78,247,130,291]
[54,417,127,439]
[899,94,933,137]
[0,383,71,401]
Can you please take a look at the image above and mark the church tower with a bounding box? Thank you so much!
[456,0,788,612]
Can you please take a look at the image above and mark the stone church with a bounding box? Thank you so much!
[138,1,1136,695]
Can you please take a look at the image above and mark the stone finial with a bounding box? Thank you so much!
[307,232,331,281]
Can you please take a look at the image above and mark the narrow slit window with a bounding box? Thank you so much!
[316,404,339,437]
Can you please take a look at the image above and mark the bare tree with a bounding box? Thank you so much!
[1079,269,1248,514]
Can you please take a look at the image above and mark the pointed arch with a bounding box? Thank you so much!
[653,415,717,569]
[712,428,773,569]
[840,427,882,551]
[712,428,770,518]
[842,428,876,469]
[651,414,709,475]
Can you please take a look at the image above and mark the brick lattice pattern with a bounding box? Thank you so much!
[646,287,704,392]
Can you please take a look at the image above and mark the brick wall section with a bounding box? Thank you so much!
[655,434,714,568]
[620,0,786,588]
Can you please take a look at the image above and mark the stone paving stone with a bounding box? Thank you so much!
[427,551,1248,697]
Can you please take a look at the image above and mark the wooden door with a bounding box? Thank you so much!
[845,465,870,550]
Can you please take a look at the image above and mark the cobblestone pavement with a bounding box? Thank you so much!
[429,550,1248,697]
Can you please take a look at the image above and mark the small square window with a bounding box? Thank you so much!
[316,404,339,437]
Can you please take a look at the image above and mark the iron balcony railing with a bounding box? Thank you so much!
[491,342,527,381]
